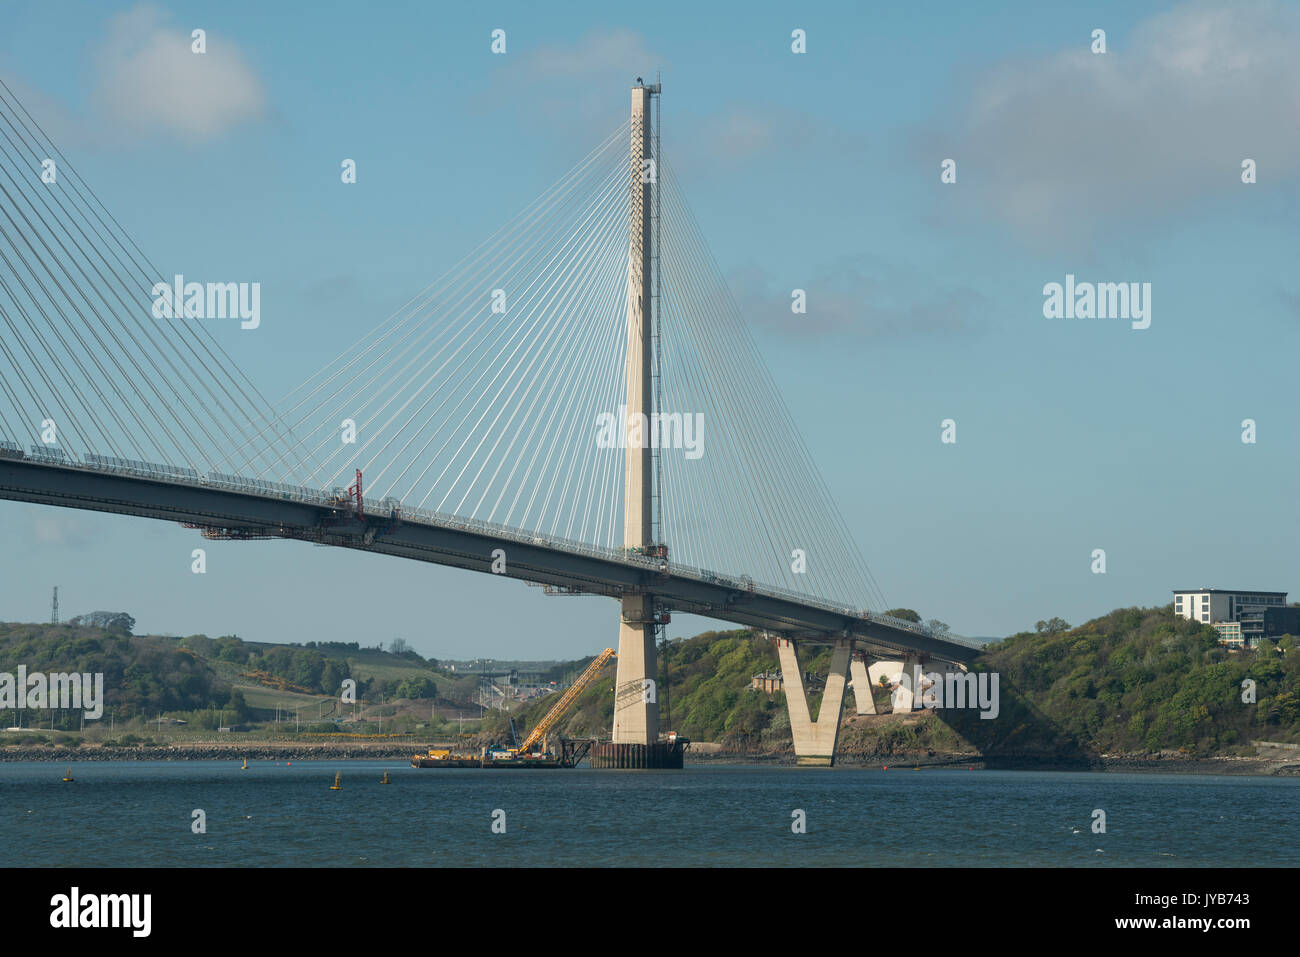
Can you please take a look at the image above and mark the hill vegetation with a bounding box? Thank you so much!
[3,604,1297,761]
[0,619,463,739]
[0,621,226,716]
[949,607,1300,756]
[488,606,1300,759]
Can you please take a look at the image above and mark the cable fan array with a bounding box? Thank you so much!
[655,156,887,610]
[230,126,887,610]
[0,76,887,612]
[0,79,295,479]
[229,122,635,548]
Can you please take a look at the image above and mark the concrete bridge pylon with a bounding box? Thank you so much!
[611,79,663,753]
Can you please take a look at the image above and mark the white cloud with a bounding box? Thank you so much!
[705,109,776,158]
[931,0,1300,237]
[93,3,265,143]
[673,104,865,175]
[523,28,657,80]
[730,258,984,341]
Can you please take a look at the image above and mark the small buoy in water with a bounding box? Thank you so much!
[241,758,248,770]
[882,766,888,770]
[380,769,390,785]
[330,770,342,790]
[968,766,974,771]
[61,767,74,782]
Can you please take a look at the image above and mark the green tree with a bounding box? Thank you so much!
[395,676,437,699]
[67,611,135,634]
[227,689,249,722]
[321,660,344,696]
[883,609,921,623]
[215,636,247,663]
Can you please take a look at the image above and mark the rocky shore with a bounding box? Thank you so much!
[6,742,1299,776]
[686,744,1300,776]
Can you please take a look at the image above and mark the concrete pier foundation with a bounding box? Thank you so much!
[591,740,686,769]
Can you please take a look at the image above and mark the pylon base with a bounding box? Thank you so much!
[794,755,835,767]
[590,740,688,769]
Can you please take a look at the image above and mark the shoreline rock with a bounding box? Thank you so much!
[5,743,1297,776]
[684,747,1296,776]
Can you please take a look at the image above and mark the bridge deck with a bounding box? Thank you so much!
[0,456,980,664]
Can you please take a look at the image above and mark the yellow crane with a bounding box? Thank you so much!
[514,648,616,755]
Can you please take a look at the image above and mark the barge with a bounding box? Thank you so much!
[411,738,594,769]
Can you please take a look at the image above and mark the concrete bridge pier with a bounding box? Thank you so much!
[891,654,929,713]
[611,594,659,744]
[849,654,877,715]
[776,637,851,766]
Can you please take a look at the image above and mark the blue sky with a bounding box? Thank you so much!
[1,0,1298,657]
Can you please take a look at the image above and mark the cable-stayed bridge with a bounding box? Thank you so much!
[0,79,978,765]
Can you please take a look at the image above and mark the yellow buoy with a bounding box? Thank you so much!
[61,767,74,782]
[330,770,342,790]
[241,758,248,770]
[380,769,390,785]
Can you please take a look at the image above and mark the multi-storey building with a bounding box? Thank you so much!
[1174,588,1292,648]
[1173,588,1286,625]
